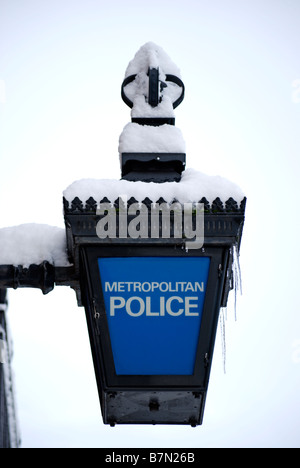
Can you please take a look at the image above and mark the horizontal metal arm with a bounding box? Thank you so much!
[0,262,78,295]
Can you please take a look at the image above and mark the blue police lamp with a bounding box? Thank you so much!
[63,43,246,427]
[0,43,246,429]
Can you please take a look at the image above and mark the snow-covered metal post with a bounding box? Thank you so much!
[0,289,20,448]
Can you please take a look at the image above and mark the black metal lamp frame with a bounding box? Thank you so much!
[62,195,245,426]
[80,244,228,426]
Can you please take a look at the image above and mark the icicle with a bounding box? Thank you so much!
[219,307,227,374]
[218,246,242,373]
[232,244,242,321]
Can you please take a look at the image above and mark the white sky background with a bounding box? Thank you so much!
[0,0,300,448]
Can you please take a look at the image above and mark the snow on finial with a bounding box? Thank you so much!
[124,42,181,79]
[119,43,186,182]
[121,43,184,119]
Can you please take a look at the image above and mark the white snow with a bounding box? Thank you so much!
[125,42,181,78]
[63,168,245,205]
[119,123,186,154]
[0,224,70,267]
[130,94,175,118]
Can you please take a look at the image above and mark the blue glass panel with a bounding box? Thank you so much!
[98,257,210,375]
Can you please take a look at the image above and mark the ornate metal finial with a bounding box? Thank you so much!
[121,42,185,126]
[119,43,186,183]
